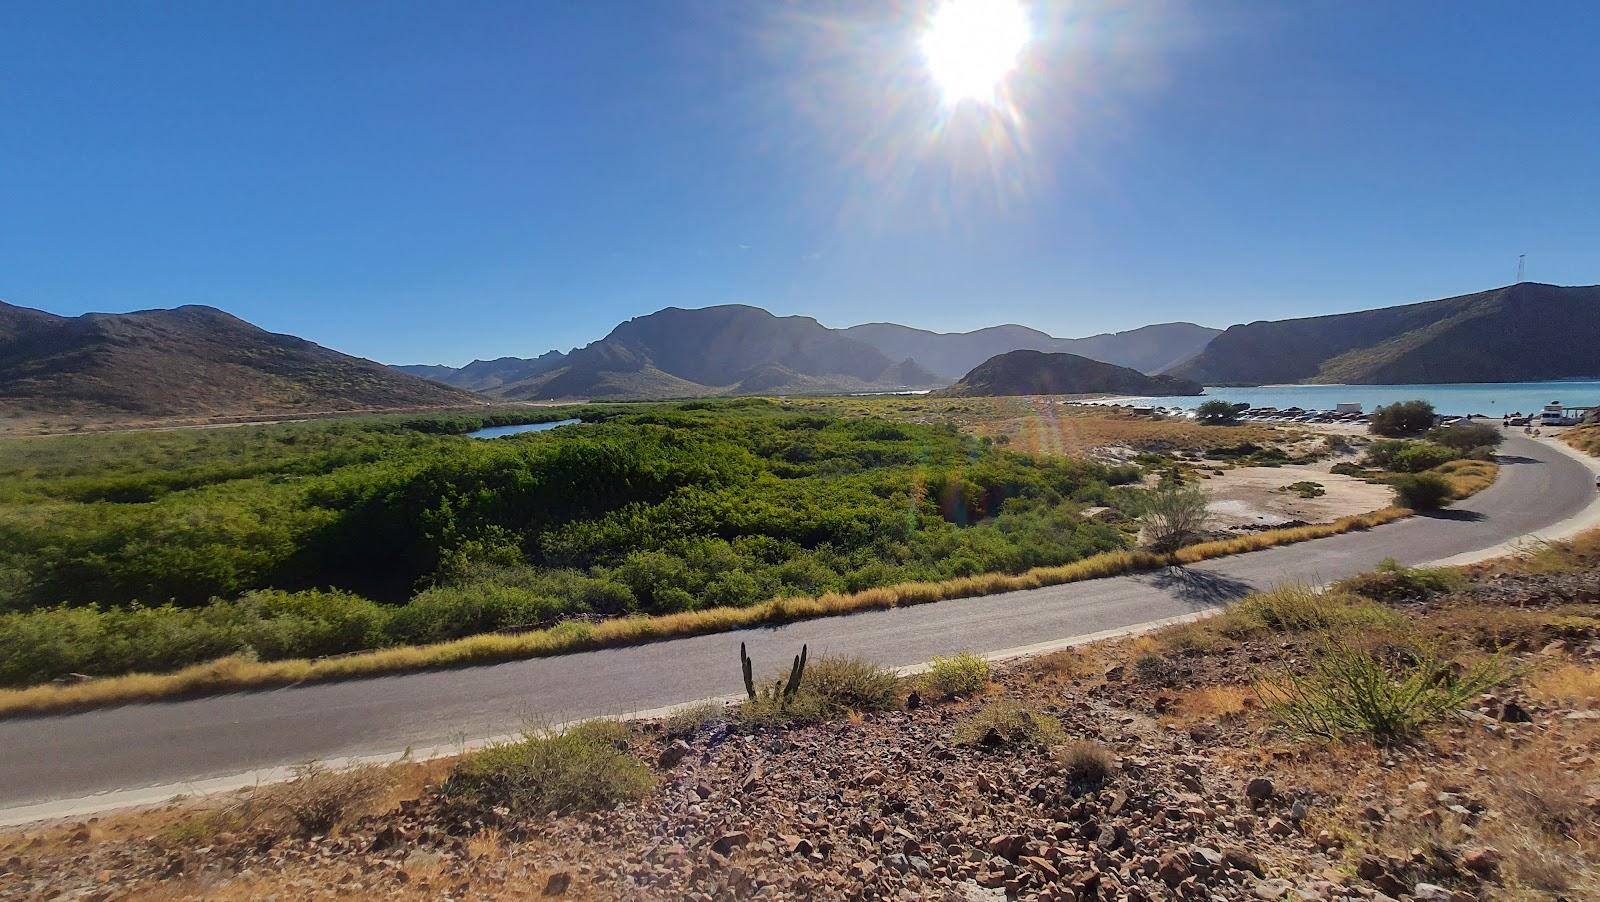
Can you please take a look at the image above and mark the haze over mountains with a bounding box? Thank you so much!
[1171,283,1600,385]
[398,307,1220,399]
[5,282,1598,430]
[841,321,1219,381]
[0,301,477,424]
[938,350,1203,398]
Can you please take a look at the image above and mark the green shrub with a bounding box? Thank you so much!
[925,652,990,697]
[1135,482,1212,553]
[1369,400,1436,437]
[441,720,655,817]
[1392,473,1454,510]
[1329,461,1366,477]
[1391,442,1460,473]
[1195,400,1241,425]
[954,700,1065,747]
[1336,558,1460,602]
[1255,641,1511,744]
[1282,481,1326,498]
[1426,422,1503,452]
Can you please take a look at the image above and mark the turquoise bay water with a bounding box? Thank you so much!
[1100,381,1600,417]
[466,418,582,439]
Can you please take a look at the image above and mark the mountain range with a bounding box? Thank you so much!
[841,321,1219,381]
[398,308,1220,400]
[0,301,477,425]
[6,281,1598,428]
[1170,283,1600,385]
[938,350,1203,398]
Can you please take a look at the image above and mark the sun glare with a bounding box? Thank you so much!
[920,0,1031,106]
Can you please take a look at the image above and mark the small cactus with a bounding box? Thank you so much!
[738,642,808,705]
[784,644,808,699]
[740,642,756,700]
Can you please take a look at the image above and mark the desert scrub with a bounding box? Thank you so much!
[804,656,902,712]
[954,700,1065,748]
[1255,641,1511,744]
[252,763,395,837]
[1336,558,1460,602]
[924,652,990,697]
[1059,740,1116,790]
[738,655,901,726]
[1214,584,1404,639]
[440,720,655,817]
[1135,481,1212,553]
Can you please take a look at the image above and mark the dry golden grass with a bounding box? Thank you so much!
[784,395,1298,457]
[1561,424,1600,457]
[1166,685,1255,720]
[1527,663,1600,710]
[1170,507,1410,564]
[1429,458,1499,498]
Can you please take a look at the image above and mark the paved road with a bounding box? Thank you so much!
[2,433,1596,822]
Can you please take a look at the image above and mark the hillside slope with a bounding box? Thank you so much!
[492,305,941,400]
[1169,283,1600,385]
[0,300,480,422]
[843,321,1219,380]
[395,351,568,393]
[937,349,1203,397]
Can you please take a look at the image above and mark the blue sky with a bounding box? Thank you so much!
[2,1,1597,366]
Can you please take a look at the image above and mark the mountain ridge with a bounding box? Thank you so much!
[0,300,481,424]
[937,349,1204,398]
[1168,283,1600,385]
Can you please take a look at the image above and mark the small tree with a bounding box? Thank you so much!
[1195,399,1240,426]
[1137,482,1212,553]
[1425,421,1503,453]
[1369,400,1436,437]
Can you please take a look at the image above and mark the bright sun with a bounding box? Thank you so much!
[920,0,1031,106]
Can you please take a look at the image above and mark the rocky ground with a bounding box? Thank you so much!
[4,544,1599,901]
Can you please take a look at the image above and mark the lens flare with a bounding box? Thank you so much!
[920,0,1032,105]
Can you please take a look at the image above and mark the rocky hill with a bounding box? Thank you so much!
[843,321,1220,381]
[1168,282,1600,385]
[394,351,568,394]
[0,300,480,424]
[413,305,943,401]
[938,349,1204,397]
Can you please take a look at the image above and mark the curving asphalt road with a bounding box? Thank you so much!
[2,433,1597,824]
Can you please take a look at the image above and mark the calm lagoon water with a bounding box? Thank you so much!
[466,418,582,439]
[1099,381,1600,417]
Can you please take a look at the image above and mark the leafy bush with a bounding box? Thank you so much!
[1392,473,1454,510]
[1391,442,1461,473]
[1282,481,1326,498]
[1195,400,1241,425]
[1329,461,1366,477]
[441,720,655,817]
[0,402,1141,687]
[954,700,1065,747]
[925,652,990,697]
[1369,400,1437,437]
[1364,439,1461,473]
[1337,558,1460,602]
[1426,421,1503,453]
[1135,482,1212,553]
[1255,641,1511,744]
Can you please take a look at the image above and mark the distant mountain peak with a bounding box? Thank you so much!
[937,349,1203,398]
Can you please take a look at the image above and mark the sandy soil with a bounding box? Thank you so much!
[1193,458,1393,529]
